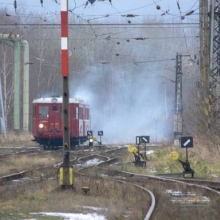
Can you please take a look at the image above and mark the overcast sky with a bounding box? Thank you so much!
[0,0,199,22]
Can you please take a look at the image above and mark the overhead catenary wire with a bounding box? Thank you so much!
[1,0,199,64]
[0,22,199,26]
[1,0,199,22]
[175,0,191,56]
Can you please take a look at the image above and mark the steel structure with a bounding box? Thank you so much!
[209,0,220,119]
[199,0,209,99]
[174,54,183,138]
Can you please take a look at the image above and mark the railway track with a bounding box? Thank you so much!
[0,148,41,161]
[75,152,156,219]
[1,145,220,219]
[0,147,155,219]
[161,176,220,191]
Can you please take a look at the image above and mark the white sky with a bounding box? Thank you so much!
[0,0,199,22]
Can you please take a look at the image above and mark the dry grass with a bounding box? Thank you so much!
[0,132,37,147]
[0,173,150,220]
[0,132,220,219]
[0,155,56,176]
[0,176,218,220]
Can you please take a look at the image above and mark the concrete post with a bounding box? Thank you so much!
[13,41,21,130]
[22,40,29,132]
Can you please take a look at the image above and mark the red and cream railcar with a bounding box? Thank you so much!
[32,96,90,150]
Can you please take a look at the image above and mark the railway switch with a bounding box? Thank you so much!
[128,145,146,167]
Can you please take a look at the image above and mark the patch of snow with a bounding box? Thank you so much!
[210,174,218,178]
[31,212,107,220]
[146,150,154,155]
[84,158,103,166]
[166,189,183,197]
[82,206,108,211]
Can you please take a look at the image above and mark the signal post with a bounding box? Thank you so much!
[59,0,74,189]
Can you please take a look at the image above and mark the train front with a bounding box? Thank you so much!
[32,96,63,150]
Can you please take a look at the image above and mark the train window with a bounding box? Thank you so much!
[75,107,78,119]
[52,105,58,111]
[39,106,49,119]
[85,108,87,119]
[79,107,83,119]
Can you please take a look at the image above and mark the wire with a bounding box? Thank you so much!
[135,58,176,64]
[178,0,199,14]
[175,0,191,56]
[151,0,199,21]
[78,1,162,20]
[108,3,131,24]
[0,0,200,25]
[0,22,199,26]
[108,36,198,40]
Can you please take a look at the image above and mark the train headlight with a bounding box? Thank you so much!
[39,123,44,129]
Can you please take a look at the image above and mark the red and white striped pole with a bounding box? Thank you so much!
[61,0,68,77]
[60,0,72,188]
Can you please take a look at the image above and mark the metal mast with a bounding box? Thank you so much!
[209,0,220,119]
[59,0,73,189]
[199,0,210,99]
[174,53,183,138]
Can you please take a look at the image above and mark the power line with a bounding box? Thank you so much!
[176,0,191,56]
[0,22,199,26]
[134,58,176,64]
[28,36,198,41]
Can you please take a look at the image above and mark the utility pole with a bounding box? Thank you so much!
[209,0,220,119]
[199,0,209,99]
[59,0,73,189]
[174,53,183,139]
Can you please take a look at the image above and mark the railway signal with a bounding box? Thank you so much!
[127,144,146,167]
[98,131,103,145]
[141,136,150,144]
[178,136,195,178]
[136,136,150,163]
[136,136,141,145]
[179,136,193,148]
[170,151,179,161]
[87,130,93,148]
[87,130,93,136]
[98,131,103,136]
[141,136,150,161]
[135,136,141,155]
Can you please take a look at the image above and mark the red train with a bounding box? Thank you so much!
[32,96,90,150]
